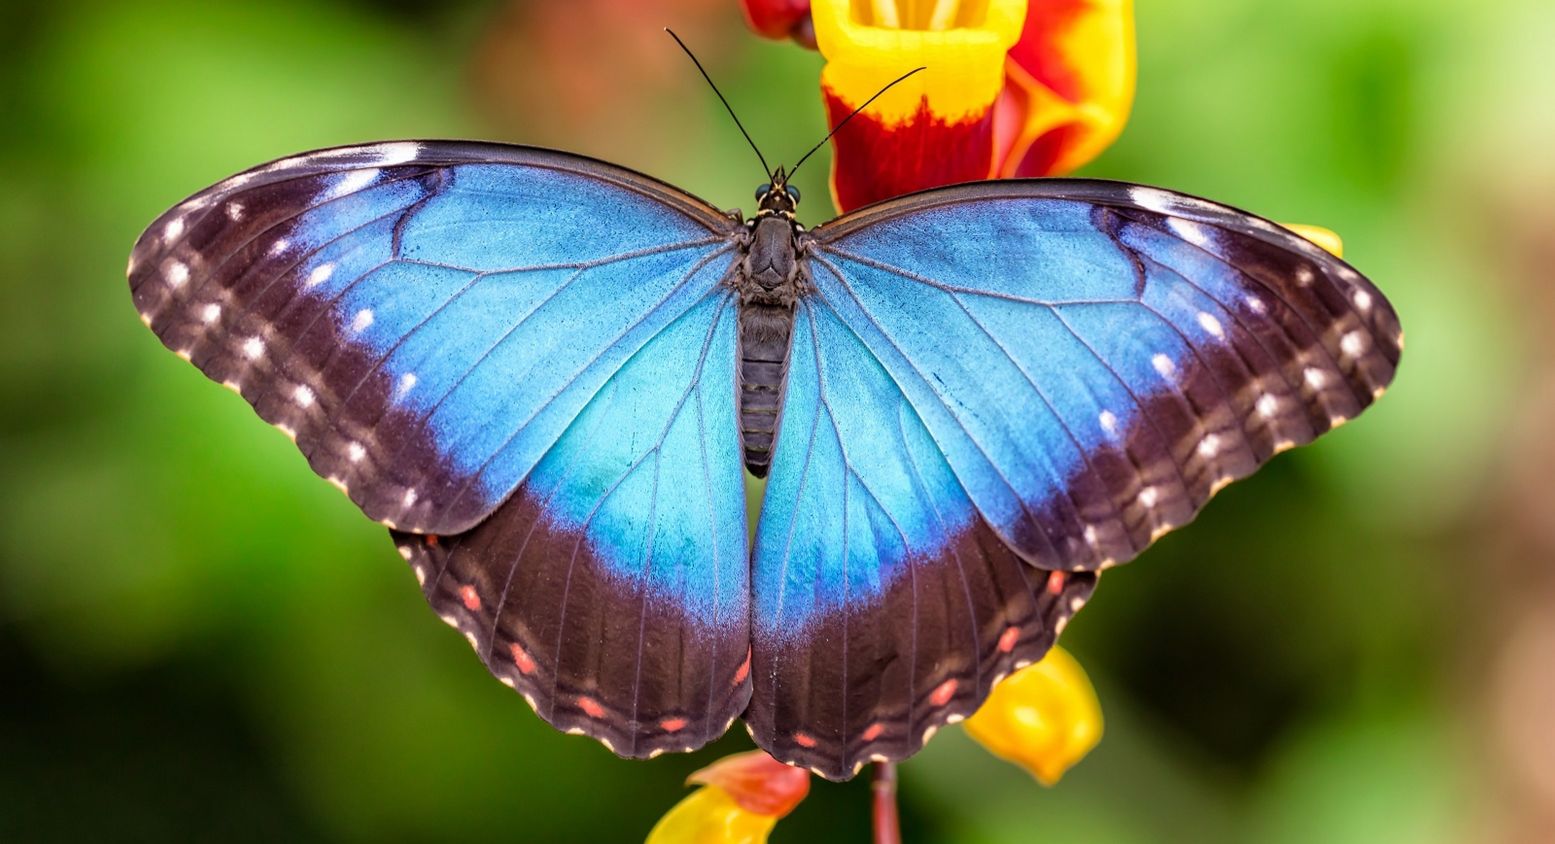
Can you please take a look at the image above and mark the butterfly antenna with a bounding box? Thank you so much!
[788,66,926,180]
[665,28,772,180]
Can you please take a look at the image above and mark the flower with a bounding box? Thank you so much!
[739,0,817,47]
[1283,223,1345,258]
[741,0,1135,212]
[963,646,1103,785]
[647,750,811,844]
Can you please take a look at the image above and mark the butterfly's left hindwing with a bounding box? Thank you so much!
[129,141,751,758]
[748,179,1401,778]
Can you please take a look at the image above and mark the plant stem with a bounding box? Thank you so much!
[872,762,901,844]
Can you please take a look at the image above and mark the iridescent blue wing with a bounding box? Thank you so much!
[128,142,751,757]
[749,179,1401,778]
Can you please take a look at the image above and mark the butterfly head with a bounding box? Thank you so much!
[755,167,801,217]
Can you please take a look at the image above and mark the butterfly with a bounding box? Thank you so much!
[127,139,1401,780]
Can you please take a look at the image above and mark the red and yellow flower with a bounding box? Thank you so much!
[647,750,811,844]
[743,0,1135,211]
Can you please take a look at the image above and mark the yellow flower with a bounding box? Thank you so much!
[1283,223,1345,258]
[963,646,1103,785]
[647,750,811,844]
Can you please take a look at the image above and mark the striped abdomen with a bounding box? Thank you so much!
[738,302,795,478]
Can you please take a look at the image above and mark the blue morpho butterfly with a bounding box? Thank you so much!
[127,57,1401,781]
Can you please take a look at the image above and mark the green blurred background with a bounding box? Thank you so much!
[3,0,1553,840]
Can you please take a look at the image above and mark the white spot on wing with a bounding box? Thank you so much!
[1152,353,1176,378]
[369,142,422,167]
[1245,294,1267,315]
[1167,217,1212,247]
[1295,265,1315,286]
[1138,486,1159,508]
[1197,312,1225,338]
[164,259,189,287]
[396,372,417,397]
[1340,330,1368,358]
[200,303,221,323]
[1304,367,1329,389]
[350,309,374,334]
[403,488,418,507]
[306,262,335,287]
[1198,433,1222,459]
[1128,186,1177,215]
[1352,289,1373,312]
[226,201,244,221]
[1098,410,1118,436]
[328,168,379,198]
[293,384,315,407]
[269,238,290,257]
[1256,394,1280,418]
[163,217,185,243]
[242,336,265,360]
[347,441,366,463]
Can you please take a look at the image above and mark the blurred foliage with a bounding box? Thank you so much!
[2,0,1551,841]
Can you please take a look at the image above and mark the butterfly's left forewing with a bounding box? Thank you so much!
[749,179,1401,778]
[130,142,752,758]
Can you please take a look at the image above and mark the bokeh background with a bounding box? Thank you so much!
[2,0,1553,840]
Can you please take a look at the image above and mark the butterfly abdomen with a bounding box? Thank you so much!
[738,302,794,478]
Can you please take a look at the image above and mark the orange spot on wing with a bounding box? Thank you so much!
[930,679,959,707]
[425,534,440,547]
[509,643,536,675]
[576,695,606,719]
[998,625,1021,653]
[733,649,751,685]
[861,723,884,742]
[457,585,481,611]
[793,732,818,748]
[660,717,688,732]
[1046,570,1067,595]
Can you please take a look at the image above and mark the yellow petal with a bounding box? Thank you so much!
[646,786,779,844]
[1281,223,1345,258]
[964,646,1102,785]
[813,0,1027,124]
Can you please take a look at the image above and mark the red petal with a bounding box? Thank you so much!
[825,87,996,213]
[997,0,1136,177]
[687,750,811,818]
[740,0,813,43]
[1008,0,1093,102]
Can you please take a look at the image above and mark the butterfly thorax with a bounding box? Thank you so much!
[735,197,806,477]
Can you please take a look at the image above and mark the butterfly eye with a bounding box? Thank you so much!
[785,185,801,203]
[755,183,771,201]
